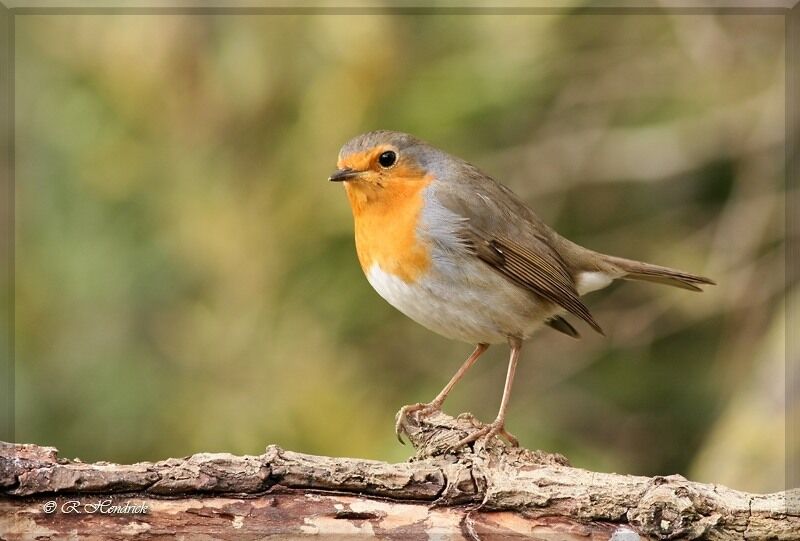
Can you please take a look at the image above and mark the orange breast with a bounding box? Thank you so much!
[345,175,433,283]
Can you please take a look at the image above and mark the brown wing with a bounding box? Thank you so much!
[460,228,603,334]
[433,165,604,335]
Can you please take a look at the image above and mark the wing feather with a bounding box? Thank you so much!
[433,170,604,335]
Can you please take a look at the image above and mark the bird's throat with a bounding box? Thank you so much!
[345,176,433,284]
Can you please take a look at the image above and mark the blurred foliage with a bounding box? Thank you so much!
[9,12,790,493]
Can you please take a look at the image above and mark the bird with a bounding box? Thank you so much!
[329,130,715,449]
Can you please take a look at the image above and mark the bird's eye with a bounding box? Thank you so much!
[377,151,397,168]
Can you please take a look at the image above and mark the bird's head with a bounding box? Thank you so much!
[329,130,439,190]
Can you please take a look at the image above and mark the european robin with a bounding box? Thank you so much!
[329,130,715,449]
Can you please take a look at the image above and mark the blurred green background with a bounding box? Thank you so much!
[9,11,790,493]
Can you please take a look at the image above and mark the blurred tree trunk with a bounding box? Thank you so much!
[1,413,797,540]
[690,299,789,493]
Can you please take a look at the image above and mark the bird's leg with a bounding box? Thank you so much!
[454,337,522,449]
[395,343,489,443]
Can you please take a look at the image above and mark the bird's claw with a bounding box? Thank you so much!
[452,419,519,451]
[394,402,443,444]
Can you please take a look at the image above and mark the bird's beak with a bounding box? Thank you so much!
[328,168,360,182]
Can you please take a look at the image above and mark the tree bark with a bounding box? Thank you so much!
[1,411,797,540]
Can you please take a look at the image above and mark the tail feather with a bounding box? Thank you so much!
[600,254,715,292]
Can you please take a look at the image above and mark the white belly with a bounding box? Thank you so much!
[365,260,557,344]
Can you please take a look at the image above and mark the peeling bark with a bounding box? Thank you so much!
[1,412,797,540]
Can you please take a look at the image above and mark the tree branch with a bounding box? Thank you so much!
[1,412,796,540]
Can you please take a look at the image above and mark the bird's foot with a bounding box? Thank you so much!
[453,418,519,451]
[394,401,443,444]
